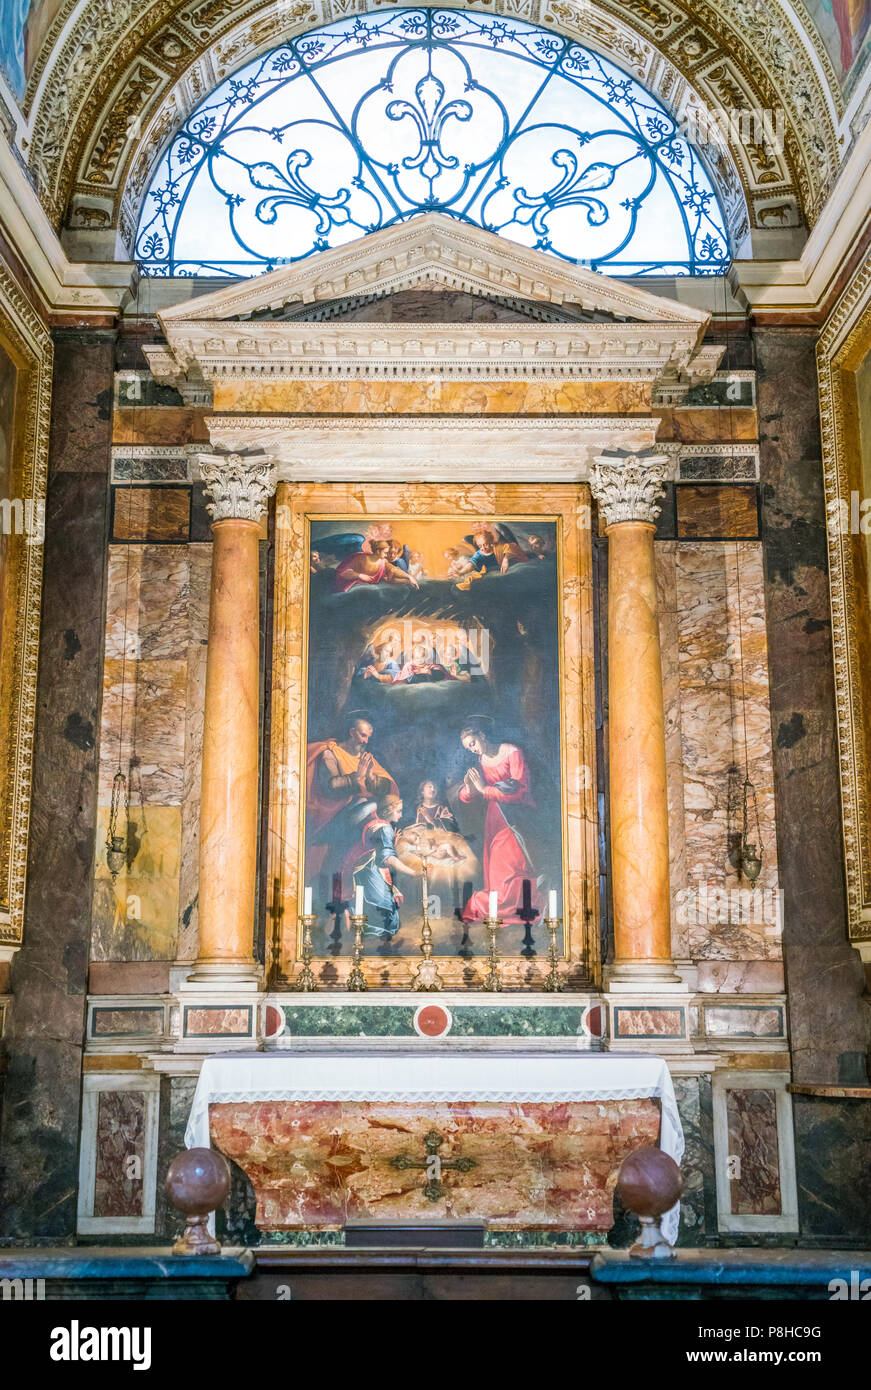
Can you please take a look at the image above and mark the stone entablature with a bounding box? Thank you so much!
[144,218,723,403]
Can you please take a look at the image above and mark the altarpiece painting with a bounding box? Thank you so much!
[268,482,598,989]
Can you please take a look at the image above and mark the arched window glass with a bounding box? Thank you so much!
[136,8,730,278]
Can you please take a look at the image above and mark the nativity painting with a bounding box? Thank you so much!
[301,515,565,961]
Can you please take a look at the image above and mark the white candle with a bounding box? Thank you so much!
[488,890,498,919]
[303,886,312,916]
[354,884,364,916]
[548,890,558,919]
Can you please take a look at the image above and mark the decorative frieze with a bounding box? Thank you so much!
[203,416,660,481]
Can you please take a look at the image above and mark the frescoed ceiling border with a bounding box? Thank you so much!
[4,0,859,250]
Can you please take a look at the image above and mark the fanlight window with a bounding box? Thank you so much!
[136,8,730,278]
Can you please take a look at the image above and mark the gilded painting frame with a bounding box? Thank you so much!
[0,260,51,951]
[267,481,599,990]
[818,249,871,947]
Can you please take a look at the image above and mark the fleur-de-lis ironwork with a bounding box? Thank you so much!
[386,72,473,186]
[249,151,353,232]
[136,7,731,277]
[513,151,617,235]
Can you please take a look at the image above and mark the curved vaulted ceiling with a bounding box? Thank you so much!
[2,0,868,258]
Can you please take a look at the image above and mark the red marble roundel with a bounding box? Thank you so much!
[264,1005,285,1038]
[413,1004,452,1038]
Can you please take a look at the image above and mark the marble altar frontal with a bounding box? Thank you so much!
[209,1099,662,1233]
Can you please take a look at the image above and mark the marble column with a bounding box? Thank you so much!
[191,453,275,982]
[590,454,676,982]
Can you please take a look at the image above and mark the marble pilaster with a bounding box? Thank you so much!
[0,330,115,1239]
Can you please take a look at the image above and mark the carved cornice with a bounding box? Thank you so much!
[589,452,670,524]
[817,248,871,943]
[195,451,276,521]
[146,318,722,392]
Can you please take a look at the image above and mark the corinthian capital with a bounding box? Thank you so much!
[589,454,670,527]
[196,452,276,523]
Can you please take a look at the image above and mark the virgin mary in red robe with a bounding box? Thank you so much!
[457,720,541,924]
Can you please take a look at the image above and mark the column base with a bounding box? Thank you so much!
[605,961,683,989]
[186,960,262,987]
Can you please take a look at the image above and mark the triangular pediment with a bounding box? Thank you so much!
[236,286,624,326]
[157,214,710,334]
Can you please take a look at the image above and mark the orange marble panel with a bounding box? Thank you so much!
[212,378,652,415]
[655,408,757,442]
[112,407,211,445]
[676,484,759,538]
[208,1098,662,1232]
[113,487,190,542]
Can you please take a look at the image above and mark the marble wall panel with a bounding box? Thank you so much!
[178,545,210,962]
[679,454,758,481]
[211,379,652,416]
[111,448,189,483]
[705,1005,784,1037]
[155,1076,198,1240]
[676,485,759,538]
[672,542,779,960]
[696,960,785,993]
[654,407,757,443]
[92,541,209,962]
[98,659,186,805]
[791,1096,871,1242]
[673,1075,717,1246]
[112,487,190,542]
[0,331,115,1240]
[657,539,780,963]
[112,408,210,446]
[91,805,181,961]
[754,327,868,1085]
[88,961,171,994]
[184,1006,252,1036]
[91,1007,164,1037]
[614,1007,685,1037]
[656,543,689,959]
[93,1089,147,1219]
[725,1087,782,1216]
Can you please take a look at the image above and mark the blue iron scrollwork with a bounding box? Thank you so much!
[136,8,731,278]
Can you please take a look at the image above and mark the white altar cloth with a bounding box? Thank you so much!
[186,1052,683,1241]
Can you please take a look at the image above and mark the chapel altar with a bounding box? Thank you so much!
[77,217,795,1248]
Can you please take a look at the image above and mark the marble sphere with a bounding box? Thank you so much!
[165,1147,231,1217]
[617,1146,682,1217]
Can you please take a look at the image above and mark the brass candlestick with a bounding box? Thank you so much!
[542,916,563,992]
[347,912,367,991]
[482,916,503,992]
[293,913,319,992]
[412,853,443,991]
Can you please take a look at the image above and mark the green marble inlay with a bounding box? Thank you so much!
[283,1006,413,1037]
[450,1006,584,1037]
[281,1004,586,1038]
[259,1231,347,1247]
[484,1230,605,1248]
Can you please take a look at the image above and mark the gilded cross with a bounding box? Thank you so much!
[389,1130,477,1202]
